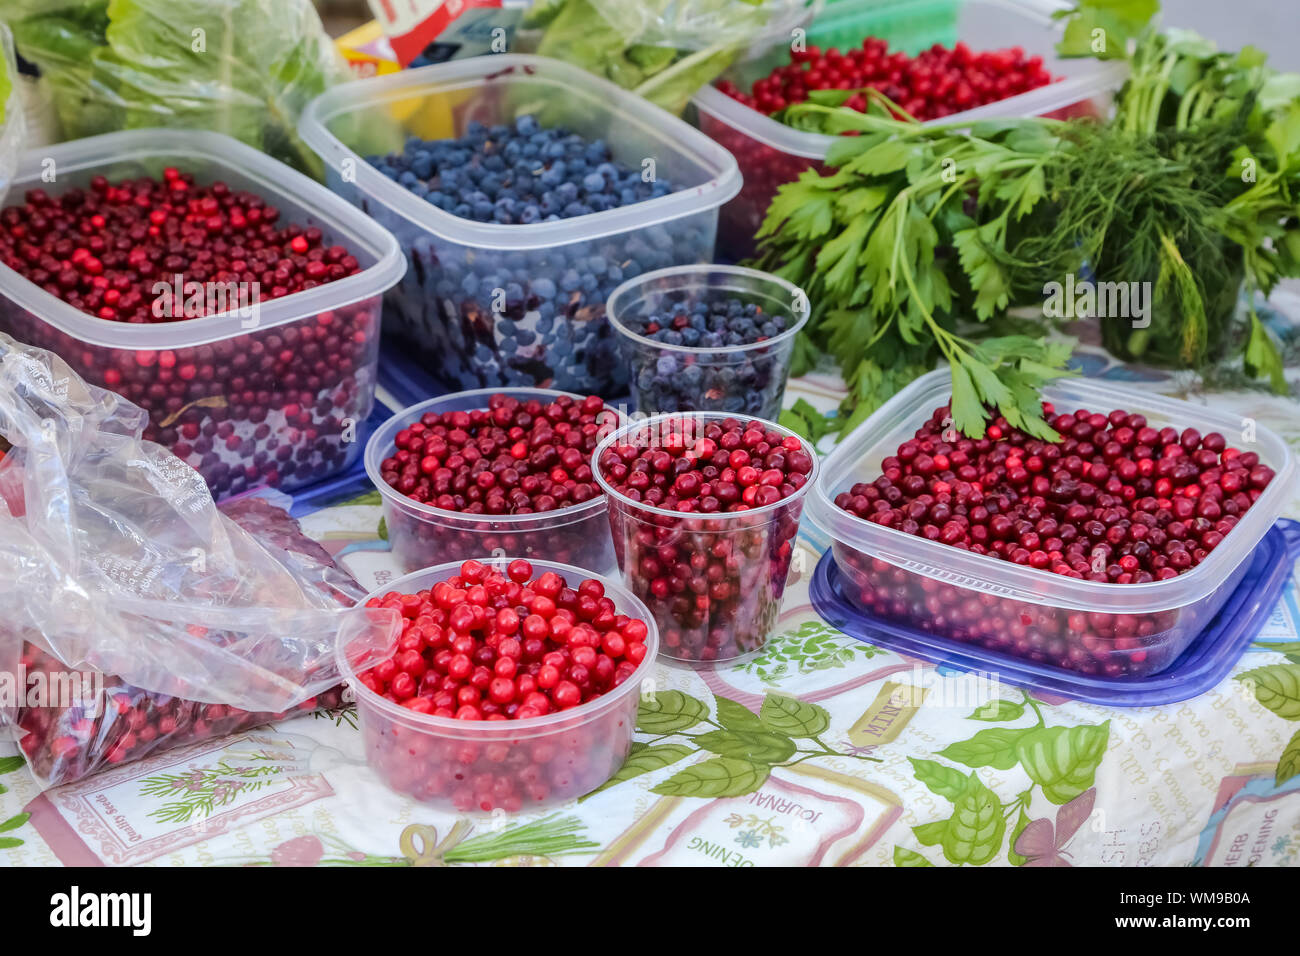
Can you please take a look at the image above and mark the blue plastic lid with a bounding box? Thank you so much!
[279,398,396,517]
[810,519,1300,707]
[377,336,633,417]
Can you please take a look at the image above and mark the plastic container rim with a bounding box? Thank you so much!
[808,368,1296,614]
[365,386,622,528]
[690,0,1129,159]
[606,263,811,357]
[592,410,820,521]
[0,128,407,350]
[336,556,660,734]
[299,53,743,251]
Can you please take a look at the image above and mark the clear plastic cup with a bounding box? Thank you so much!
[593,412,818,662]
[606,265,810,421]
[366,387,621,574]
[335,558,659,813]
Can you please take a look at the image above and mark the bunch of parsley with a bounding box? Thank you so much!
[756,96,1076,441]
[759,0,1297,443]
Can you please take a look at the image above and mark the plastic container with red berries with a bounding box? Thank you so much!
[0,129,405,501]
[335,558,659,813]
[808,370,1295,680]
[594,412,818,662]
[366,387,622,574]
[692,0,1128,258]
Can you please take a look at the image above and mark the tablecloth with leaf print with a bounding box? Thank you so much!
[2,307,1300,868]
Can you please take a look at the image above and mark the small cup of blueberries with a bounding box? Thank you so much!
[606,264,809,421]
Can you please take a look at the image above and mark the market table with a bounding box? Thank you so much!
[1,309,1298,868]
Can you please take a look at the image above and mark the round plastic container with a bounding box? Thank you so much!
[366,387,621,574]
[808,370,1296,680]
[692,0,1128,259]
[606,265,810,421]
[593,412,818,662]
[300,54,741,398]
[0,129,405,501]
[335,558,660,813]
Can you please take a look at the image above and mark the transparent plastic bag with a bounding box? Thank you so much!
[0,332,375,785]
[0,22,25,205]
[0,0,349,178]
[586,0,817,52]
[528,0,817,113]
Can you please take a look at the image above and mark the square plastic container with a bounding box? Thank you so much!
[692,0,1127,259]
[607,264,810,421]
[808,370,1295,680]
[366,387,620,574]
[299,54,742,398]
[0,129,405,501]
[811,520,1300,706]
[594,412,817,662]
[335,558,659,813]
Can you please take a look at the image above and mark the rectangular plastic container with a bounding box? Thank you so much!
[808,370,1296,680]
[298,54,741,399]
[0,129,405,501]
[692,0,1127,259]
[336,558,659,813]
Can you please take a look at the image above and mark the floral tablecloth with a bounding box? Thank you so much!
[2,309,1300,868]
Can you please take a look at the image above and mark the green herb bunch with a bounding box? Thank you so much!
[756,94,1075,440]
[757,1,1298,443]
[1021,26,1298,389]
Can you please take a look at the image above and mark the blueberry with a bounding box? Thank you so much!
[617,292,796,419]
[364,118,699,394]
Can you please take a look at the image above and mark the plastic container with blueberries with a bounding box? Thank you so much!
[366,387,621,574]
[336,558,659,813]
[807,370,1296,681]
[606,264,809,421]
[0,129,406,501]
[300,54,742,398]
[691,0,1128,258]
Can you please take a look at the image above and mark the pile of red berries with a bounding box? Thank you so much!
[358,559,649,719]
[351,559,653,811]
[719,40,1055,122]
[596,415,814,660]
[0,171,359,322]
[832,402,1277,677]
[378,392,617,569]
[0,171,379,499]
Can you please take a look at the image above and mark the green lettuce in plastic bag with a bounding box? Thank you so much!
[526,0,815,115]
[2,0,351,178]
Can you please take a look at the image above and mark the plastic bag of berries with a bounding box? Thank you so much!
[0,332,368,786]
